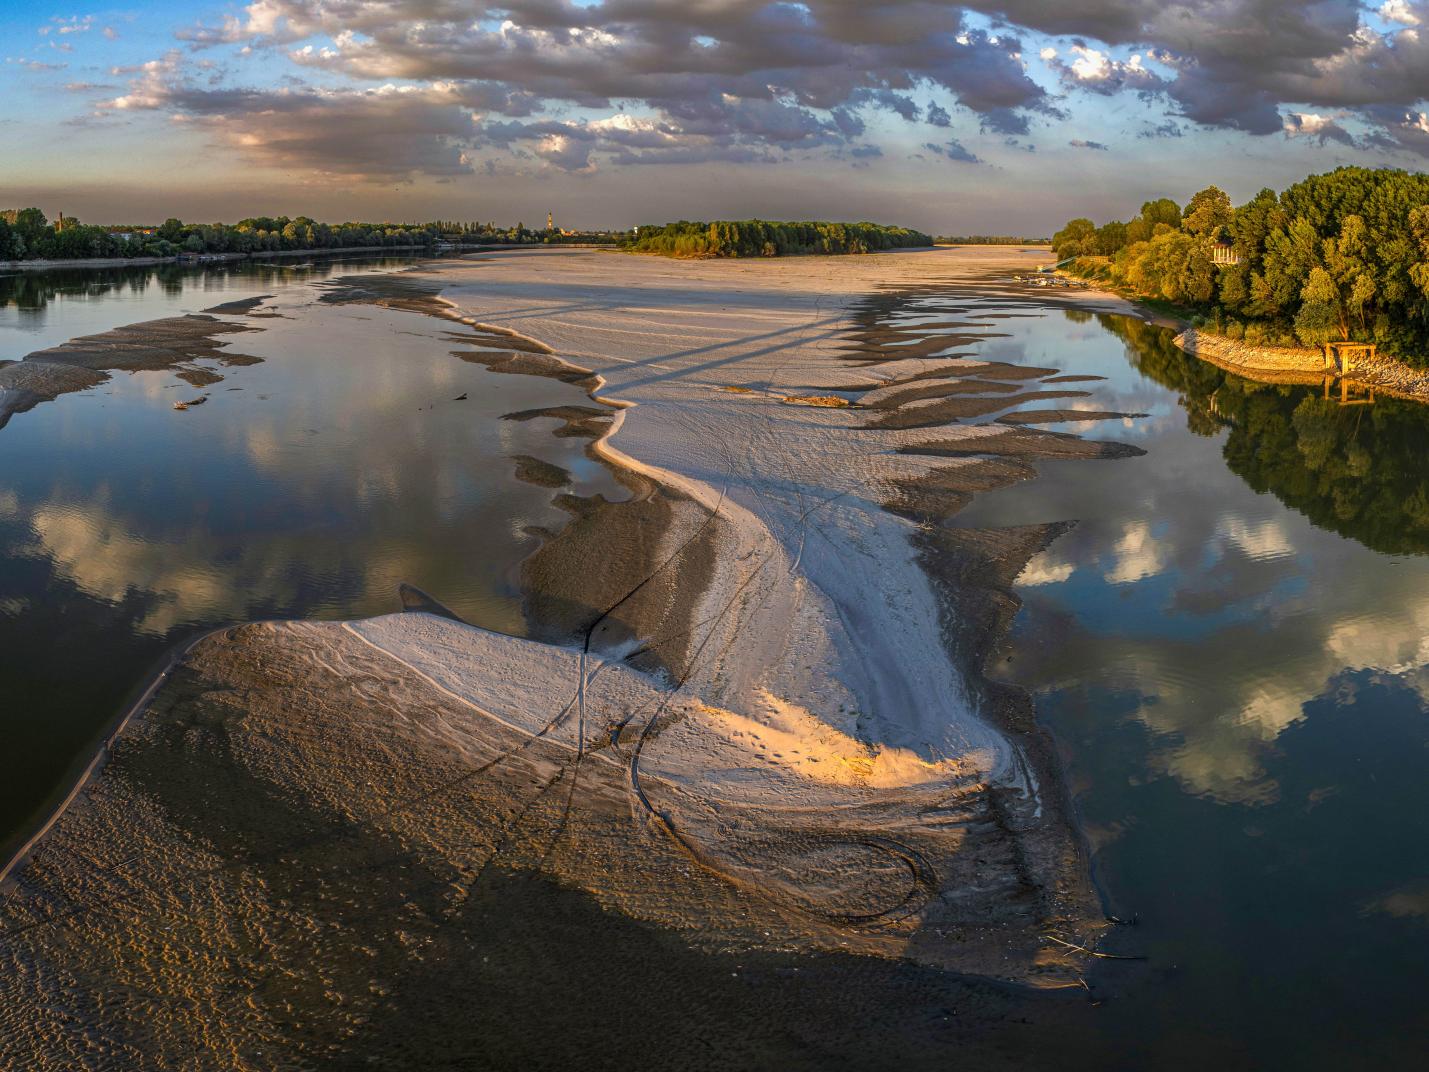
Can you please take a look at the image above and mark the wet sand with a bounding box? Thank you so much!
[0,313,262,429]
[0,247,1152,1067]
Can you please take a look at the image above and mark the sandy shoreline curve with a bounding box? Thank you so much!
[1,247,1152,1067]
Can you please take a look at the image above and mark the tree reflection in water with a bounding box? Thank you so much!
[1100,314,1429,555]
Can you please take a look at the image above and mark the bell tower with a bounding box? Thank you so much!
[547,211,555,231]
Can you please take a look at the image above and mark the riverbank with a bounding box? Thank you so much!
[1045,266,1429,402]
[620,243,941,260]
[0,246,1148,1066]
[1175,326,1429,399]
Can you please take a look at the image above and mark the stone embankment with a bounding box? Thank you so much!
[1174,328,1323,376]
[1176,327,1429,401]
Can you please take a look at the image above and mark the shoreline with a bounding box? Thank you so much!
[1044,268,1429,403]
[0,243,438,273]
[0,243,620,274]
[1174,326,1429,401]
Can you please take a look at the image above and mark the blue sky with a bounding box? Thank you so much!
[1,2,1425,230]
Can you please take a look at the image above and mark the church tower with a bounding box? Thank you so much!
[547,212,555,231]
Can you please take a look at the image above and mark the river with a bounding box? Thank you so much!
[876,287,1429,1068]
[1,260,1425,1068]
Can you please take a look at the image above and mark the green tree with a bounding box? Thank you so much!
[1052,217,1096,259]
[1182,186,1233,236]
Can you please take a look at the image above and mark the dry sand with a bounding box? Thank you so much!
[0,247,1154,1067]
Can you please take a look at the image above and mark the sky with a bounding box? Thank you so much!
[3,1,1429,232]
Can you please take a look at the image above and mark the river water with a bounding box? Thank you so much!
[0,259,620,858]
[890,292,1429,1068]
[1,263,1425,1067]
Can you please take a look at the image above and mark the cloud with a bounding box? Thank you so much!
[923,138,982,163]
[1049,45,1165,96]
[83,0,1429,181]
[1069,138,1110,150]
[39,15,92,36]
[1138,119,1185,139]
[103,56,490,180]
[7,57,67,72]
[1378,1,1421,26]
[157,0,1057,177]
[1283,110,1361,147]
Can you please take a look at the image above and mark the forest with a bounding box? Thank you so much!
[625,220,932,257]
[1052,167,1429,364]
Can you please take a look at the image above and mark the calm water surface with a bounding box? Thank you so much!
[0,260,620,855]
[893,294,1429,1068]
[3,264,1426,1067]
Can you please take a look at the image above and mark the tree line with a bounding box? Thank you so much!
[1051,167,1429,364]
[935,235,1051,245]
[0,210,622,262]
[625,220,931,258]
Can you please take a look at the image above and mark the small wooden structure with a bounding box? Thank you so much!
[1322,341,1376,374]
[1323,375,1375,406]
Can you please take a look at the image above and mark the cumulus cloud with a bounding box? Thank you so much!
[102,55,490,180]
[151,0,1061,177]
[1049,45,1165,96]
[1283,110,1361,147]
[1378,1,1421,26]
[984,0,1429,149]
[86,0,1429,181]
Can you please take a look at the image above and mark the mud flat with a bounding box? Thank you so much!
[0,313,262,429]
[0,247,1149,1067]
